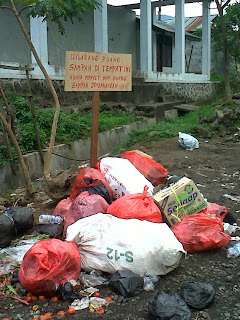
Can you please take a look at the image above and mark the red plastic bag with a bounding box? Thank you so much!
[121,150,168,186]
[18,239,81,296]
[52,197,73,217]
[63,191,109,235]
[171,212,231,253]
[107,186,162,223]
[70,167,113,200]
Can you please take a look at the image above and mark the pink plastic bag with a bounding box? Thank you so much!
[107,186,162,223]
[18,239,81,296]
[63,191,109,235]
[52,197,73,217]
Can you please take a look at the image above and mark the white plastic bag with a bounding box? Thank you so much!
[66,213,185,276]
[99,157,154,199]
[178,132,199,151]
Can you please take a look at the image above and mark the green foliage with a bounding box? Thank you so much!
[212,2,240,63]
[192,27,202,37]
[210,73,224,82]
[0,145,18,166]
[0,95,140,164]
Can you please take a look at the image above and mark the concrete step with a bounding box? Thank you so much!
[135,100,186,121]
[173,104,199,112]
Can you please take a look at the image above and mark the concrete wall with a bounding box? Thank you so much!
[0,118,155,193]
[47,11,95,68]
[185,39,215,74]
[108,6,138,71]
[0,4,138,69]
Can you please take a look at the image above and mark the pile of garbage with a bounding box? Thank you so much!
[0,145,240,319]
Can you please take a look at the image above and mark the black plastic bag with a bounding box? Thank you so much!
[5,207,34,234]
[35,224,63,238]
[77,185,112,204]
[109,270,144,297]
[181,282,215,309]
[59,282,81,302]
[0,213,15,248]
[148,291,191,320]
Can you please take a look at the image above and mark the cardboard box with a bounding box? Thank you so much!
[152,177,207,226]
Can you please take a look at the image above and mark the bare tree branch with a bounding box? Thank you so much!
[18,5,33,16]
[0,5,13,11]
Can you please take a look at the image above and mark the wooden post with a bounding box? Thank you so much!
[90,91,100,167]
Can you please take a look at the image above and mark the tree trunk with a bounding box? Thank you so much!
[0,112,35,196]
[9,0,60,184]
[215,0,232,100]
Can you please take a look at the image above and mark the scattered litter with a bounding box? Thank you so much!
[0,236,47,276]
[70,297,90,310]
[223,194,240,203]
[223,223,240,235]
[89,296,110,309]
[178,132,199,151]
[197,172,208,178]
[79,270,109,287]
[80,287,99,297]
[143,275,160,291]
[196,183,206,188]
[226,242,240,258]
[70,295,110,312]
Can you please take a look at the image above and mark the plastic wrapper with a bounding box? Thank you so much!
[178,132,199,151]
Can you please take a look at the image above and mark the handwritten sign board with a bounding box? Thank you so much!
[65,51,132,92]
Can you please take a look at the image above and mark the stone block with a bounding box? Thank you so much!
[164,109,178,119]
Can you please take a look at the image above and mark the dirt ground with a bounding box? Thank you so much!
[0,135,240,320]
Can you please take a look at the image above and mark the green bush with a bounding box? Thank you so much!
[0,95,140,165]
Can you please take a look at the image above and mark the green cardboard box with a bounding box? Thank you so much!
[152,177,207,226]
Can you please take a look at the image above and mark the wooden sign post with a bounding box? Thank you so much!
[65,51,132,167]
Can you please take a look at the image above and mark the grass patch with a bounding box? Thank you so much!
[113,100,240,153]
[0,95,140,165]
